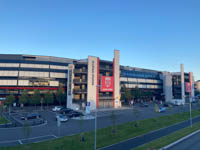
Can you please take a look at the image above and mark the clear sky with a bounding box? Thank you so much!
[0,0,199,80]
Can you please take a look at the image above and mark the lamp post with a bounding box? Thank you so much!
[189,97,192,128]
[95,85,100,150]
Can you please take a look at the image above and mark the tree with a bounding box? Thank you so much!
[110,111,117,134]
[0,105,3,117]
[44,91,54,108]
[23,123,32,150]
[19,90,29,108]
[56,87,66,105]
[120,84,132,104]
[79,115,85,142]
[31,90,41,109]
[132,106,140,127]
[132,86,142,102]
[5,94,15,114]
[145,91,153,101]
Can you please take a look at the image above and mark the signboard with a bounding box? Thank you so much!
[68,69,72,95]
[186,82,191,93]
[101,76,114,92]
[85,102,90,114]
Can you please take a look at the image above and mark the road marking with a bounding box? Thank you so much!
[160,129,200,150]
[52,135,58,138]
[18,140,23,145]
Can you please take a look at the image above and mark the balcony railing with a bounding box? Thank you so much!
[73,79,87,83]
[99,95,113,100]
[72,99,87,103]
[74,69,87,74]
[73,89,87,93]
[99,66,113,71]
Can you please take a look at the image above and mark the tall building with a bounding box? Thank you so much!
[0,51,195,109]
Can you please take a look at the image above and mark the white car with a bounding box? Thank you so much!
[56,114,68,122]
[158,107,167,113]
[52,106,63,112]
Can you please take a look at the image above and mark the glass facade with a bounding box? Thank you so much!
[0,54,73,99]
[120,66,163,101]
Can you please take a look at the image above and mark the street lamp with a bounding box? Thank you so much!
[95,85,101,150]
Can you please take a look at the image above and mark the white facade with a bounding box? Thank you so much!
[87,56,98,110]
[162,72,173,103]
[114,50,121,108]
[196,81,200,92]
[181,64,185,103]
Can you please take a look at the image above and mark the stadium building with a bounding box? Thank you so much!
[0,50,195,110]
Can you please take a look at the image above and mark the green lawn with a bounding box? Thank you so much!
[1,110,200,150]
[0,116,8,125]
[134,123,200,150]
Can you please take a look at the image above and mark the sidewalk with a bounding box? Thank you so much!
[91,106,131,113]
[99,116,200,150]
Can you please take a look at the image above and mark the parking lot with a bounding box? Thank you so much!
[0,102,200,147]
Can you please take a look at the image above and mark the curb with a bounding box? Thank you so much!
[159,129,200,150]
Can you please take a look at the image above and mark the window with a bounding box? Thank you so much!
[20,63,49,69]
[50,72,67,78]
[0,80,17,86]
[19,71,49,78]
[50,65,68,70]
[18,80,29,86]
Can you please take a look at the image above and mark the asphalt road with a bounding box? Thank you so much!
[169,131,200,150]
[0,103,199,147]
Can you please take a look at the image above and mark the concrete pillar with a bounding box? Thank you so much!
[189,72,195,99]
[162,72,173,102]
[181,64,185,102]
[87,56,98,110]
[113,50,120,108]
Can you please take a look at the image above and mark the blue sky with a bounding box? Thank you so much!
[0,0,200,80]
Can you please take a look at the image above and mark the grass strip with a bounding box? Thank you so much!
[1,109,200,150]
[134,122,200,150]
[0,116,8,125]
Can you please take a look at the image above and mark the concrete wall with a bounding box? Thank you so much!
[162,72,173,102]
[181,64,185,102]
[113,50,121,108]
[87,56,98,110]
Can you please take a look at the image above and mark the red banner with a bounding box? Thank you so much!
[186,82,191,93]
[101,76,114,92]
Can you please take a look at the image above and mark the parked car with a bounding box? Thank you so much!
[158,107,167,113]
[59,108,73,114]
[56,114,68,122]
[67,111,84,118]
[139,103,149,107]
[21,113,41,120]
[52,106,63,112]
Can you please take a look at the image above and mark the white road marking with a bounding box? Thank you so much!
[18,140,23,145]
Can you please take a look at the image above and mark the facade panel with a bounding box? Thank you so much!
[0,71,18,76]
[21,63,49,69]
[0,63,19,67]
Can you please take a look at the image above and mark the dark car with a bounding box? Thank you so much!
[67,111,84,118]
[21,113,41,120]
[163,103,169,107]
[59,108,73,114]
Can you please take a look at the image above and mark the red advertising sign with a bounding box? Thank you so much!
[101,76,114,92]
[186,82,191,93]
